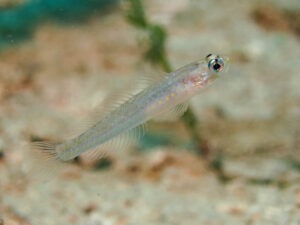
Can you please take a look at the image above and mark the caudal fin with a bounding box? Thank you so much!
[32,141,59,160]
[27,141,70,183]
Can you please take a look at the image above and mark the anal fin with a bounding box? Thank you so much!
[79,123,148,162]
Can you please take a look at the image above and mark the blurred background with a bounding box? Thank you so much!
[0,0,299,224]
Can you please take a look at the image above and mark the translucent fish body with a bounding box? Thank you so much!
[37,54,228,161]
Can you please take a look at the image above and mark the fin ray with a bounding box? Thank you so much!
[153,103,189,121]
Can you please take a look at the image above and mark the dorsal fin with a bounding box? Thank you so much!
[64,75,148,139]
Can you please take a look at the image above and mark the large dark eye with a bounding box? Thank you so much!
[207,54,225,73]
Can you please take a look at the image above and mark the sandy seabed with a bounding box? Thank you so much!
[0,0,300,224]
